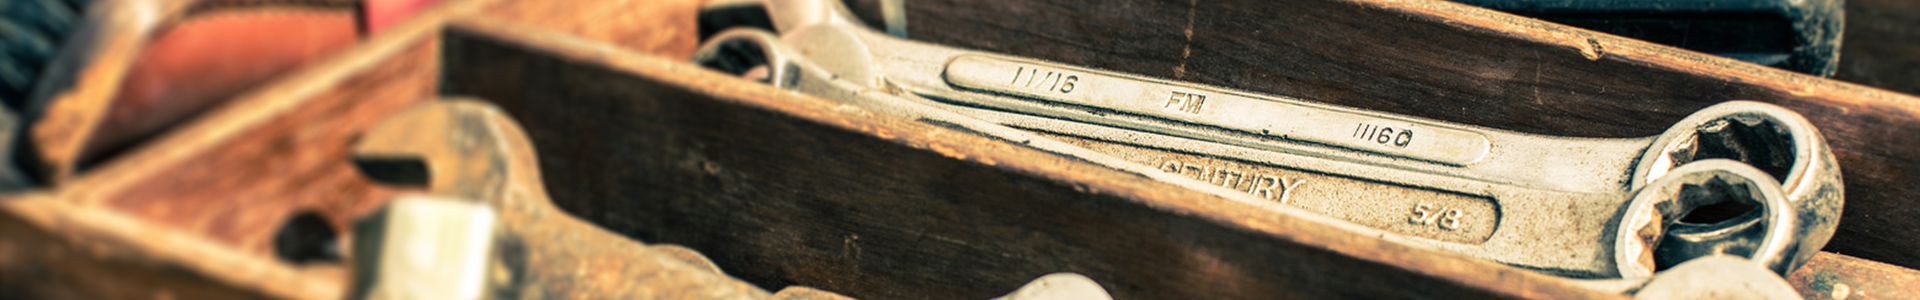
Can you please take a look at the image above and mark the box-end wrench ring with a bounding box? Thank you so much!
[1618,159,1795,278]
[1627,102,1842,277]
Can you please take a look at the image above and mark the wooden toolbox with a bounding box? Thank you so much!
[2,0,1918,298]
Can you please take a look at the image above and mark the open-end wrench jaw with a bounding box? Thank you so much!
[697,0,884,94]
[693,29,807,89]
[346,99,529,300]
[351,98,522,202]
[347,99,790,299]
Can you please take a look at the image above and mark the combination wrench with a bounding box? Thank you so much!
[691,0,1842,280]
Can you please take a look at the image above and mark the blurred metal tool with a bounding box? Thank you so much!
[346,99,770,299]
[348,196,500,300]
[346,99,1124,299]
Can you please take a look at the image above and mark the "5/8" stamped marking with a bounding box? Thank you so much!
[1408,202,1464,231]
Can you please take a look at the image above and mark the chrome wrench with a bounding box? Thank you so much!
[691,0,1841,280]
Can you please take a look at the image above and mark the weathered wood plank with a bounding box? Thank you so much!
[0,193,350,299]
[1790,253,1920,300]
[0,195,282,300]
[1833,0,1920,96]
[482,0,705,59]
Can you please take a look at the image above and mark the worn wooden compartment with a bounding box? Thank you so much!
[4,0,1920,299]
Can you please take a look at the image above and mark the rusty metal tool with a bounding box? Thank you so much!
[344,98,1122,300]
[690,0,1843,282]
[346,98,772,299]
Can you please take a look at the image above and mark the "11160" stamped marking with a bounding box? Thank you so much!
[1353,122,1414,148]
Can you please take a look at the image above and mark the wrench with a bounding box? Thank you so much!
[344,99,1125,300]
[691,0,1842,279]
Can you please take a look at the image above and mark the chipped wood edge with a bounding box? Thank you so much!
[1353,0,1920,115]
[0,193,340,299]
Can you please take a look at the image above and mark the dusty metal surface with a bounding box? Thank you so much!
[1632,255,1803,300]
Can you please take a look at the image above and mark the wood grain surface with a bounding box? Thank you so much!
[93,42,429,256]
[1833,0,1920,96]
[482,0,705,59]
[0,198,277,300]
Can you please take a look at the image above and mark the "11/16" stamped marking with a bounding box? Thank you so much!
[1009,66,1079,94]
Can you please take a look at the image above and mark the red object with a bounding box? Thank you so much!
[84,0,445,164]
[364,0,444,34]
[90,10,359,161]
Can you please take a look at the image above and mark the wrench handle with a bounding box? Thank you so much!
[942,55,1492,166]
